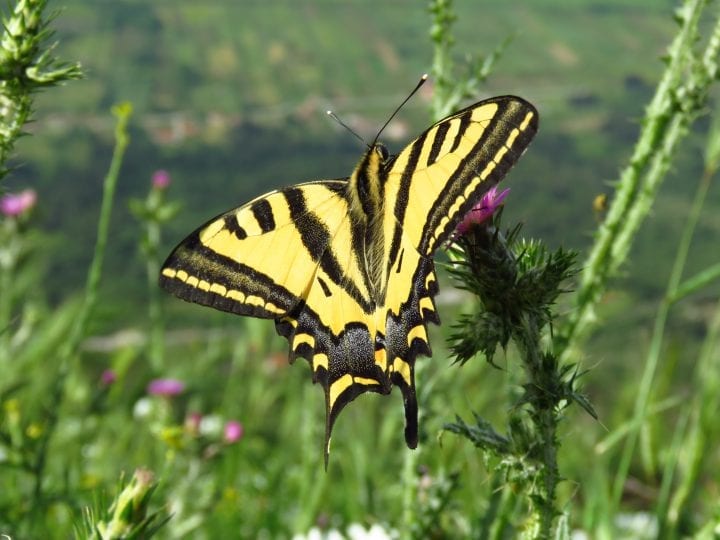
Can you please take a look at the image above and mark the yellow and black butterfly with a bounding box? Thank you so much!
[159,94,538,461]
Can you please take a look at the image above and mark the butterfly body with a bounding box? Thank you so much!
[160,96,538,459]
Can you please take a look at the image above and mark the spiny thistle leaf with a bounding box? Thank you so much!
[443,414,511,455]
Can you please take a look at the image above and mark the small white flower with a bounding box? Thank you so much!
[292,527,346,540]
[347,523,395,540]
[615,512,658,539]
[132,397,153,419]
[199,414,222,437]
[367,524,395,539]
[298,527,322,540]
[347,524,366,540]
[294,523,395,540]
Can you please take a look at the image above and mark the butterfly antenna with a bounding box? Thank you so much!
[373,73,428,145]
[326,110,368,148]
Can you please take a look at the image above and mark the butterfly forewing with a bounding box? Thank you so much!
[162,181,343,318]
[383,96,538,261]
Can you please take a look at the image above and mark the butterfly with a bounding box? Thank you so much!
[159,94,538,462]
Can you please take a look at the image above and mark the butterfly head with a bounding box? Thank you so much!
[367,142,390,169]
[374,142,389,161]
[359,142,390,174]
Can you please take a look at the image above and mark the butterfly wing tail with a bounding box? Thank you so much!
[384,257,439,449]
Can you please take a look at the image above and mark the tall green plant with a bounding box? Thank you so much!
[0,0,81,181]
[445,216,582,539]
[556,1,720,535]
[557,0,720,361]
[644,96,720,538]
[427,1,585,538]
[0,0,80,363]
[129,170,181,371]
[24,102,132,532]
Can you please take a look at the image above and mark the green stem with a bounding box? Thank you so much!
[516,316,559,538]
[0,0,81,181]
[59,103,132,362]
[429,0,456,120]
[293,380,325,534]
[146,218,164,370]
[0,221,16,364]
[487,480,514,540]
[400,444,418,540]
[558,0,718,363]
[610,114,716,514]
[655,407,690,536]
[0,93,32,180]
[28,103,132,521]
[665,177,720,531]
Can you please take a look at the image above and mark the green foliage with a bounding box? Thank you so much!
[557,0,720,361]
[79,469,170,540]
[129,171,181,371]
[1,0,720,539]
[429,0,513,120]
[433,0,720,537]
[0,0,81,180]
[445,211,583,537]
[447,219,578,365]
[8,1,706,312]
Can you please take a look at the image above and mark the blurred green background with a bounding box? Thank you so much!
[13,0,715,402]
[3,0,719,536]
[14,0,705,308]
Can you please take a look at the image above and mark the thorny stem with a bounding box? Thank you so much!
[558,0,720,362]
[446,224,577,539]
[515,316,559,537]
[428,0,509,121]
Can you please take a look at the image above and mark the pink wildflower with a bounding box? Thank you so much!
[147,378,185,397]
[151,170,171,190]
[223,420,244,443]
[100,369,117,386]
[0,189,37,217]
[185,411,202,434]
[455,186,510,236]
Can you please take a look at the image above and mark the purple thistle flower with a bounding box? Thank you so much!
[224,420,244,443]
[151,170,171,190]
[100,369,117,386]
[455,186,510,236]
[147,378,185,397]
[0,189,37,217]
